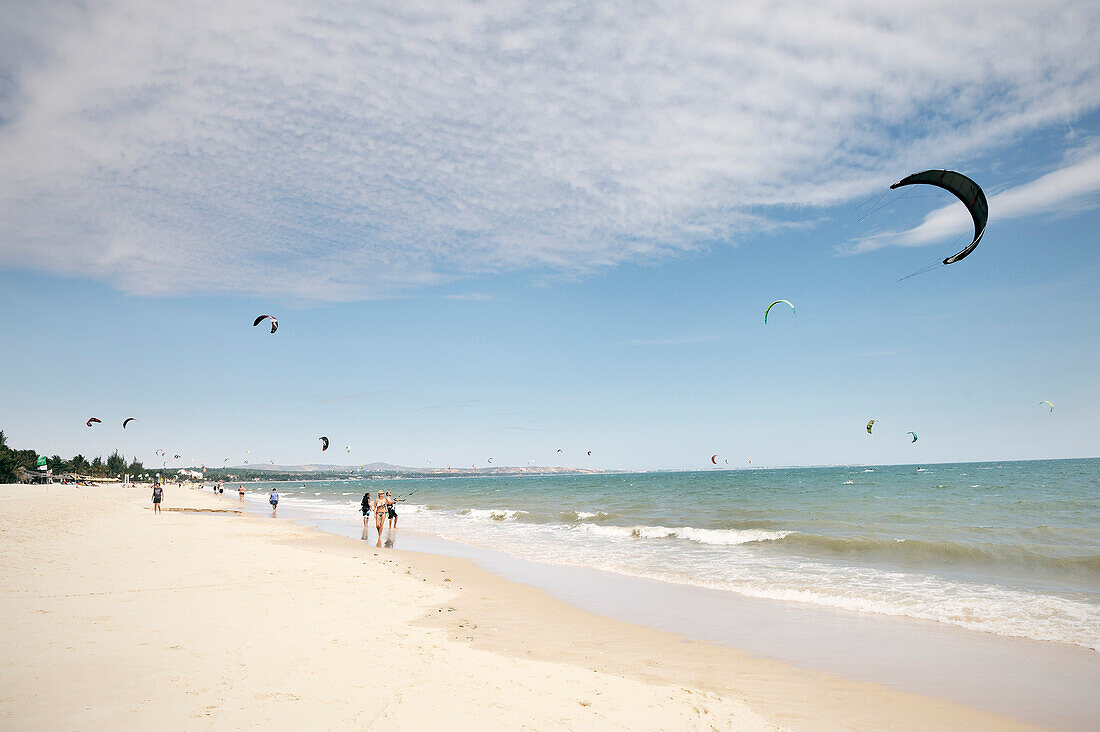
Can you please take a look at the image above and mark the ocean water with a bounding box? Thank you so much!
[242,458,1100,650]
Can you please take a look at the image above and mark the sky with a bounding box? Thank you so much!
[1,0,1098,470]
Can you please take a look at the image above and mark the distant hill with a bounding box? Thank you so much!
[205,462,612,480]
[238,462,409,472]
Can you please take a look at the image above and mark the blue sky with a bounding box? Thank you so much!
[1,1,1098,469]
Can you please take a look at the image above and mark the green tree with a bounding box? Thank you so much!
[89,456,105,477]
[71,454,89,474]
[0,430,15,483]
[106,450,127,475]
[10,448,39,475]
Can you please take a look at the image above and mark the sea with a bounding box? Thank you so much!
[238,458,1099,652]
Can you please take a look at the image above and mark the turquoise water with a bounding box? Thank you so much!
[244,458,1100,649]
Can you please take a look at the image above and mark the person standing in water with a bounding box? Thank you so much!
[269,487,279,516]
[151,482,163,514]
[238,485,245,501]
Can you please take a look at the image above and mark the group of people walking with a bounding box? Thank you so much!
[362,490,400,540]
[264,486,401,533]
[154,483,402,545]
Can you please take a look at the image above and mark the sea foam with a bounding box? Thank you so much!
[578,523,790,545]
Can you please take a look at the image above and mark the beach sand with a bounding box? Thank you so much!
[0,483,1038,730]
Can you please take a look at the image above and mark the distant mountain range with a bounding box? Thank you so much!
[215,462,607,476]
[237,462,410,472]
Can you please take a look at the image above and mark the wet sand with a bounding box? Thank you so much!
[0,483,1041,730]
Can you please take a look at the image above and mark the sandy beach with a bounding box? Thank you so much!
[0,482,1041,730]
[3,0,1097,727]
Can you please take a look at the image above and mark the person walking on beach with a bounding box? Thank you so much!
[238,485,245,501]
[151,483,163,514]
[269,487,279,516]
[385,491,399,530]
[361,491,372,530]
[373,489,387,546]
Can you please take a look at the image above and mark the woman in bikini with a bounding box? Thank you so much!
[373,489,387,546]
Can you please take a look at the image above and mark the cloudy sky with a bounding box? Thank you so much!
[2,0,1098,469]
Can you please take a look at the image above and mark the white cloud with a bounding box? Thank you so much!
[845,152,1100,255]
[0,0,1098,299]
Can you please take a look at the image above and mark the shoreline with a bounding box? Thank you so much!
[1,481,1054,729]
[203,455,1100,477]
[251,486,1100,730]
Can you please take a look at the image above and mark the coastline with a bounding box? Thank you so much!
[0,483,1049,729]
[262,485,1100,730]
